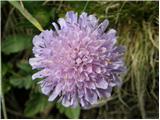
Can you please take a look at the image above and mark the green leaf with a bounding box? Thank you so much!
[9,60,33,89]
[1,63,13,94]
[17,60,32,73]
[33,9,50,27]
[2,35,32,54]
[2,63,12,77]
[2,78,11,94]
[24,92,52,117]
[56,103,81,119]
[9,1,44,32]
[9,75,32,89]
[2,64,8,77]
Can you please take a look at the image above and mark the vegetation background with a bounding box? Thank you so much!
[1,1,159,119]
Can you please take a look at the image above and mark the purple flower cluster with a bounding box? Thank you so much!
[29,11,126,109]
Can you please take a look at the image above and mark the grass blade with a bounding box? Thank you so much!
[9,1,44,32]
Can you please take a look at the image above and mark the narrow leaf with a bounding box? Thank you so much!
[9,1,44,32]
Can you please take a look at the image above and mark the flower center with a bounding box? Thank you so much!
[75,57,82,65]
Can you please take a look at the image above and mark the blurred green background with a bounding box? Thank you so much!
[1,1,159,119]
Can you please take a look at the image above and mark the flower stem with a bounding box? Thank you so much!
[82,1,89,12]
[1,95,7,119]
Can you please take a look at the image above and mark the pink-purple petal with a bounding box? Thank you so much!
[29,11,126,109]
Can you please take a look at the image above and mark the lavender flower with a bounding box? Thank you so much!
[29,11,126,109]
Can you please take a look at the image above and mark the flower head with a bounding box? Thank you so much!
[29,11,126,109]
